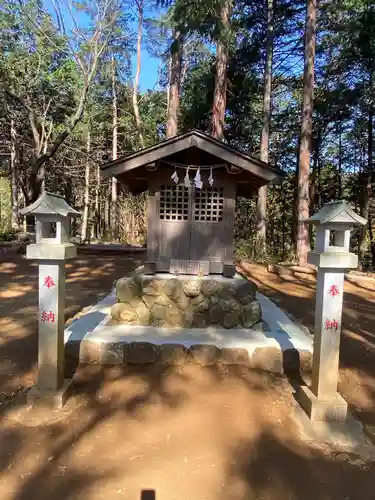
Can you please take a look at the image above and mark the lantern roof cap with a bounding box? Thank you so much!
[20,192,79,217]
[306,200,366,226]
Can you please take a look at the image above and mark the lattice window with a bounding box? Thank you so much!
[159,184,189,220]
[194,187,224,221]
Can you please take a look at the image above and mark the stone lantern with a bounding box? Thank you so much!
[21,192,79,407]
[297,200,366,422]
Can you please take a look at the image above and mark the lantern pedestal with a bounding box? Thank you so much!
[37,263,65,387]
[27,257,76,409]
[21,193,79,409]
[298,385,348,422]
[297,267,348,422]
[27,258,75,406]
[27,379,73,410]
[296,201,366,422]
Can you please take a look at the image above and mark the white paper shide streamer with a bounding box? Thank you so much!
[184,167,191,188]
[208,167,214,186]
[171,169,179,184]
[194,168,203,189]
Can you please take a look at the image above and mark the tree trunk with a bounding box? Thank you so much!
[359,71,374,268]
[81,126,91,242]
[111,55,118,241]
[133,0,145,148]
[358,146,365,258]
[309,128,321,215]
[256,0,274,256]
[10,118,19,229]
[166,29,183,138]
[167,54,172,114]
[104,190,109,239]
[369,103,375,268]
[212,0,232,140]
[281,187,286,255]
[337,118,343,199]
[317,128,322,208]
[92,163,100,241]
[296,0,316,266]
[292,136,300,251]
[180,57,189,89]
[309,129,320,242]
[24,74,95,203]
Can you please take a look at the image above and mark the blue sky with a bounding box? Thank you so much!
[133,50,160,91]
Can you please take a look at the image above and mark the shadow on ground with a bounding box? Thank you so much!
[1,364,375,500]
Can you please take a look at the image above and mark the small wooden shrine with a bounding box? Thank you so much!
[101,129,283,276]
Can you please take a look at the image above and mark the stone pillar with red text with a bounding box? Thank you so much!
[38,262,66,391]
[20,192,79,408]
[310,270,345,411]
[296,201,366,422]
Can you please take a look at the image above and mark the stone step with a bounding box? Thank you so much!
[65,339,312,376]
[77,244,146,255]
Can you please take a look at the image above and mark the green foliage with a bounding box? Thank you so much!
[0,178,11,231]
[0,0,375,268]
[0,229,16,241]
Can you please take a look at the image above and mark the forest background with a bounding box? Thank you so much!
[1,0,374,269]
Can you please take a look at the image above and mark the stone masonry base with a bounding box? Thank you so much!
[112,272,261,329]
[65,340,312,376]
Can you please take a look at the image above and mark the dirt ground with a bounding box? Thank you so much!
[3,365,375,500]
[1,253,375,499]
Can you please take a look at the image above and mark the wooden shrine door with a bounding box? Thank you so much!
[148,173,235,274]
[189,185,232,273]
[158,183,191,263]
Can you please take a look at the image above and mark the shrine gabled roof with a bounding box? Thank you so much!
[101,129,284,184]
[306,200,366,226]
[21,192,79,217]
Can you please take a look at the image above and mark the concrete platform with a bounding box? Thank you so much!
[64,290,313,371]
[289,399,375,459]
